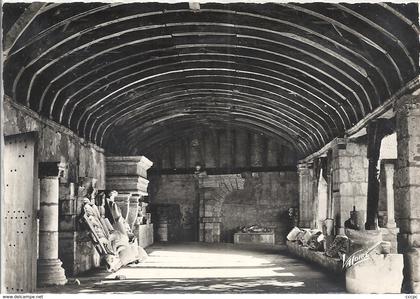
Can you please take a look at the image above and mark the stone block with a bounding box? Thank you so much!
[398,219,420,234]
[397,139,420,168]
[107,162,148,177]
[395,186,420,218]
[338,169,349,182]
[380,227,399,253]
[346,142,366,156]
[348,167,367,182]
[397,112,420,139]
[340,182,354,196]
[395,166,420,187]
[406,233,420,248]
[204,210,213,217]
[345,254,403,293]
[349,156,363,169]
[353,183,367,196]
[106,156,153,176]
[353,196,367,210]
[363,158,370,168]
[339,157,351,169]
[405,248,420,283]
[106,176,149,194]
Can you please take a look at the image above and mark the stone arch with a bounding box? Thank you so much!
[197,174,245,243]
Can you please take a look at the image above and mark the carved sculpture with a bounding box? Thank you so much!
[79,188,146,272]
[325,235,349,259]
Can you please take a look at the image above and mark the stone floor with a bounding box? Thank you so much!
[38,242,345,294]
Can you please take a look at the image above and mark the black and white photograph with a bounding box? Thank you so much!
[0,0,419,295]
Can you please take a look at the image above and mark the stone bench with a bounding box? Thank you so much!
[286,240,343,274]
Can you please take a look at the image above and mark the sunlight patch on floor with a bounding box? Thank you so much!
[105,248,294,280]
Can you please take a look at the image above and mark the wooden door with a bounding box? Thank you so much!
[3,132,38,293]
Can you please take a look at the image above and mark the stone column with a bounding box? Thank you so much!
[395,92,420,293]
[380,159,399,253]
[297,162,312,228]
[37,162,67,286]
[365,119,393,230]
[383,160,397,228]
[330,138,369,234]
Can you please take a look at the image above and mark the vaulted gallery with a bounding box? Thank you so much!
[1,1,419,294]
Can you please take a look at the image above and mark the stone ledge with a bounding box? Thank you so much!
[286,240,343,275]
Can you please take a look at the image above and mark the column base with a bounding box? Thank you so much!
[37,259,67,287]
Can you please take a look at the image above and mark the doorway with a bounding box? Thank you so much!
[2,132,39,293]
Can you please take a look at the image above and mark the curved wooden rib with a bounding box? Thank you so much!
[3,3,417,157]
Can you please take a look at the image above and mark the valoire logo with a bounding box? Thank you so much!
[342,241,382,270]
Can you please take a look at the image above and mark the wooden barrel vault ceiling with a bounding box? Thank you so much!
[3,2,419,157]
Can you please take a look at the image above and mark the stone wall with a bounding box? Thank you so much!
[3,99,106,275]
[3,99,106,188]
[222,172,298,244]
[395,93,420,292]
[148,171,299,244]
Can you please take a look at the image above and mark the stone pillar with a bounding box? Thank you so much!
[297,162,313,228]
[330,138,369,234]
[365,119,393,230]
[380,159,399,253]
[37,162,67,286]
[383,160,397,228]
[395,92,420,293]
